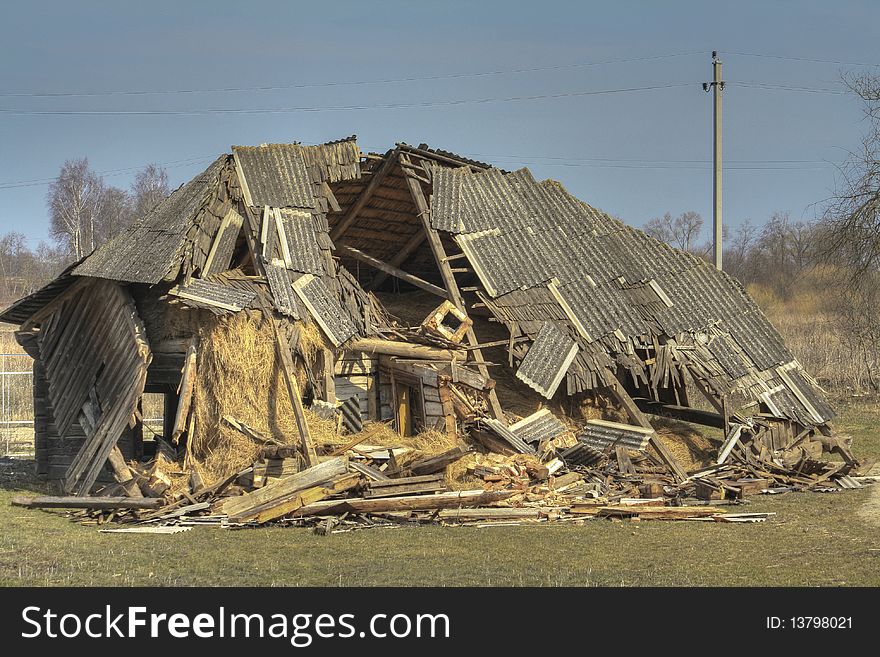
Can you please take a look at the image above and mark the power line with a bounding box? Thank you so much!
[462,152,834,164]
[0,83,695,116]
[726,51,880,68]
[0,150,836,191]
[0,156,216,190]
[0,52,702,99]
[729,81,847,95]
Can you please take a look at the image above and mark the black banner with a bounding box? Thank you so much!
[0,586,873,652]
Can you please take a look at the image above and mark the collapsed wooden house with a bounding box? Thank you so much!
[0,136,867,510]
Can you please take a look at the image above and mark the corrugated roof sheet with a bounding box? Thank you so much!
[291,274,359,347]
[509,409,568,445]
[430,163,833,425]
[73,157,227,284]
[233,144,315,209]
[577,419,654,452]
[168,278,257,313]
[515,322,579,398]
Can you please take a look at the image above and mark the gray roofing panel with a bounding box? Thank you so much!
[293,274,359,346]
[74,157,226,284]
[170,278,257,311]
[515,322,578,398]
[577,421,653,452]
[430,162,830,425]
[233,144,315,209]
[278,209,324,275]
[264,262,300,318]
[510,409,568,444]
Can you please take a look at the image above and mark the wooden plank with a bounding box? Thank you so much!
[249,474,360,524]
[367,473,446,488]
[269,315,318,466]
[292,489,515,516]
[12,495,162,510]
[219,456,348,518]
[335,244,448,299]
[171,340,197,441]
[320,348,336,404]
[328,425,384,456]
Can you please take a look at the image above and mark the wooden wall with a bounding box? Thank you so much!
[32,358,137,482]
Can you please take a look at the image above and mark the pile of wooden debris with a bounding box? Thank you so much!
[12,404,876,532]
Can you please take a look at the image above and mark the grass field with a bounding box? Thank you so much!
[0,401,877,587]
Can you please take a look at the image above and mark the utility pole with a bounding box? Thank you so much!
[703,51,724,270]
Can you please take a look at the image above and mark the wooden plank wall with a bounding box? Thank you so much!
[32,358,136,482]
[376,356,456,436]
[34,279,150,493]
[334,352,376,420]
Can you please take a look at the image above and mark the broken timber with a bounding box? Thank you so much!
[268,314,318,467]
[12,495,163,510]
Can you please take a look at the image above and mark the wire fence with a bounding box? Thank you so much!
[0,353,35,457]
[0,353,165,459]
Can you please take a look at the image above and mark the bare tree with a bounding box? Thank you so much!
[47,158,105,259]
[644,211,704,253]
[130,164,169,219]
[724,219,757,282]
[821,72,880,276]
[98,186,133,241]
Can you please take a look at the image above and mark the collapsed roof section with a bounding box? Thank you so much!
[325,142,833,429]
[5,136,383,344]
[1,137,835,434]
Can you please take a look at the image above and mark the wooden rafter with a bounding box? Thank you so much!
[335,244,448,299]
[330,151,398,241]
[368,228,428,290]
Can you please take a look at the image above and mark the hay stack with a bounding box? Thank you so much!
[189,311,328,484]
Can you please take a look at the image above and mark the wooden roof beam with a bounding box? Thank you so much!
[399,153,504,421]
[335,244,448,299]
[330,151,398,242]
[369,228,428,290]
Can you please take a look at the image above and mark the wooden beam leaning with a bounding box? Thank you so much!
[335,244,448,299]
[330,151,397,241]
[268,314,318,467]
[171,339,197,441]
[369,228,428,291]
[399,153,504,420]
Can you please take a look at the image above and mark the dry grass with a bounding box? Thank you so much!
[652,418,718,472]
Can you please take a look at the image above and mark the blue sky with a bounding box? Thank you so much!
[0,0,877,248]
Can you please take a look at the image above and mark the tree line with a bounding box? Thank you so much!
[0,160,169,304]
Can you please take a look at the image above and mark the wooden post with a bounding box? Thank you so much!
[269,315,318,467]
[320,348,336,404]
[400,153,504,421]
